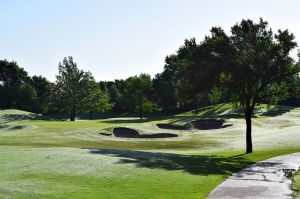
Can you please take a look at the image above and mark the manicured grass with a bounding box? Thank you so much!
[292,171,300,198]
[1,105,300,198]
[1,147,300,199]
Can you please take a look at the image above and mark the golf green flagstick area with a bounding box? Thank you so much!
[1,104,300,198]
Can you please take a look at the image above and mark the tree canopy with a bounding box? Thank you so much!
[54,57,112,121]
[84,76,112,120]
[121,74,156,119]
[187,19,300,153]
[1,19,300,140]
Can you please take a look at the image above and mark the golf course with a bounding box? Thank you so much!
[1,104,300,198]
[1,2,300,198]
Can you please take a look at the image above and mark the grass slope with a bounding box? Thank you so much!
[1,104,300,198]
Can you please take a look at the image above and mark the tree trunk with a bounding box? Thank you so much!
[70,108,76,121]
[89,110,93,120]
[245,109,253,153]
[139,107,143,120]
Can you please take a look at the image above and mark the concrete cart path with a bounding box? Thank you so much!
[208,152,300,199]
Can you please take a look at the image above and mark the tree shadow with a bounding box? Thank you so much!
[88,149,253,175]
[261,105,295,117]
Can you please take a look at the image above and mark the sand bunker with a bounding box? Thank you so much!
[112,127,178,138]
[191,119,230,130]
[157,119,232,131]
[156,123,190,130]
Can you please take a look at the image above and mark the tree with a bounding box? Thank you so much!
[54,56,91,121]
[99,81,124,111]
[84,77,113,120]
[0,60,31,109]
[152,71,178,111]
[142,100,158,119]
[31,75,51,114]
[189,19,300,153]
[18,84,37,111]
[153,39,210,111]
[122,74,154,119]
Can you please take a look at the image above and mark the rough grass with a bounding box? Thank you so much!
[1,104,300,198]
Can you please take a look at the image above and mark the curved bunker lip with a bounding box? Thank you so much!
[156,119,232,131]
[112,127,178,138]
[156,123,190,130]
[191,119,232,130]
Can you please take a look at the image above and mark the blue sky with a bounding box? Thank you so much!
[1,0,299,81]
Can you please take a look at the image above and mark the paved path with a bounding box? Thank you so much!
[208,153,300,199]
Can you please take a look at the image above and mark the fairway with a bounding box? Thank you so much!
[1,105,300,198]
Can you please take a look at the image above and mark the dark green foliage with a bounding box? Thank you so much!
[54,57,93,121]
[121,74,156,119]
[84,78,113,120]
[152,38,222,111]
[186,18,300,153]
[0,60,35,111]
[152,72,177,111]
[99,80,125,111]
[18,84,37,111]
[1,18,300,132]
[31,75,52,114]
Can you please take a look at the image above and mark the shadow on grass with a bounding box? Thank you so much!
[88,149,253,175]
[261,105,295,117]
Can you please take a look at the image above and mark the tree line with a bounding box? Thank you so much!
[1,18,300,153]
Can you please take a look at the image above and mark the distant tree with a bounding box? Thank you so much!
[18,84,37,111]
[122,74,155,119]
[85,77,113,120]
[152,72,178,111]
[0,60,33,110]
[154,39,204,111]
[54,56,91,121]
[189,19,300,153]
[31,75,51,114]
[108,84,122,109]
[99,81,124,111]
[142,100,158,119]
[113,80,127,110]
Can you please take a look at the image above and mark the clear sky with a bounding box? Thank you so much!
[1,0,299,82]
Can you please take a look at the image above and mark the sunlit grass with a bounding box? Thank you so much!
[1,104,300,198]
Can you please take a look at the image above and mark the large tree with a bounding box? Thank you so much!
[190,19,300,153]
[54,57,91,121]
[122,74,155,119]
[0,60,35,111]
[84,77,113,120]
[31,75,52,114]
[160,40,197,109]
